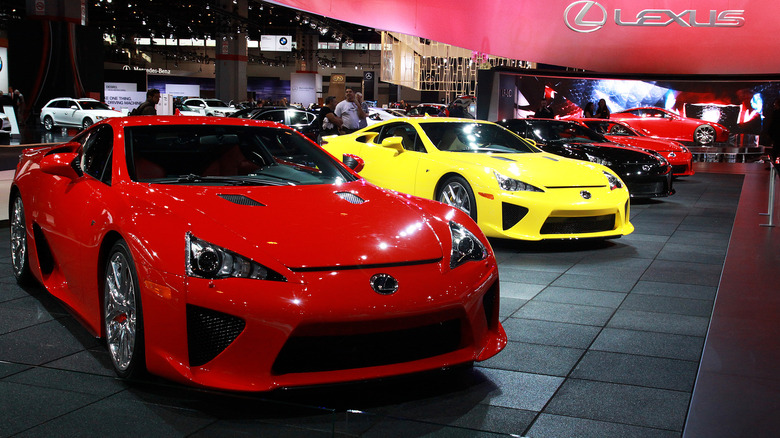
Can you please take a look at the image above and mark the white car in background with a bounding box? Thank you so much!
[366,107,403,126]
[1,112,11,135]
[182,98,237,117]
[40,97,122,131]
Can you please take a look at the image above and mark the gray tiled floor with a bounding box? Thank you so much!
[0,173,742,437]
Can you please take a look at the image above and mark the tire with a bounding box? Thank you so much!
[82,118,93,129]
[694,125,716,145]
[103,240,145,379]
[10,195,33,284]
[437,175,477,221]
[43,116,54,131]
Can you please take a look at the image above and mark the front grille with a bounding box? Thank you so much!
[540,214,616,235]
[502,203,529,230]
[628,181,664,196]
[187,305,246,367]
[272,319,462,375]
[671,165,688,174]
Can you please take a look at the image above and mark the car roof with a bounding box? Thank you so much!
[105,115,292,129]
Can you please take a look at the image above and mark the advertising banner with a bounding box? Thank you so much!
[266,0,780,74]
[104,91,146,114]
[291,72,318,107]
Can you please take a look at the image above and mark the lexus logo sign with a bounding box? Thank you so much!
[564,1,745,33]
[370,274,399,295]
[565,1,607,33]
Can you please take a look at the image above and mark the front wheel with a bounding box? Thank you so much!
[10,195,33,284]
[43,116,54,131]
[694,125,716,145]
[437,175,477,221]
[81,118,93,129]
[104,240,145,379]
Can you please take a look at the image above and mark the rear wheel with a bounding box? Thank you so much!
[43,116,54,131]
[10,195,32,284]
[104,240,145,379]
[437,175,477,221]
[694,125,716,145]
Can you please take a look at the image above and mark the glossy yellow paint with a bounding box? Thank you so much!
[323,118,633,240]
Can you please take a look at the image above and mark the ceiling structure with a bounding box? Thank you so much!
[0,0,381,45]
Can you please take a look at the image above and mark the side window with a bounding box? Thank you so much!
[288,110,309,125]
[258,111,285,123]
[376,123,418,152]
[67,100,78,109]
[81,125,114,184]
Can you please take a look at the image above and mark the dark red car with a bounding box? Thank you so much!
[611,107,729,146]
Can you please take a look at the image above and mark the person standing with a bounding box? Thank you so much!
[768,98,780,168]
[334,88,366,134]
[315,96,343,143]
[595,99,610,119]
[132,89,160,115]
[582,102,594,118]
[355,92,369,129]
[534,99,554,119]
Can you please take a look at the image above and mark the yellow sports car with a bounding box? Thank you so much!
[322,118,633,241]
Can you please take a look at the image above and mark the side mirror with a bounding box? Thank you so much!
[381,136,405,153]
[342,154,365,173]
[70,105,78,110]
[40,152,81,179]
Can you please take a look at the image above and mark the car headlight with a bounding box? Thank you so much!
[95,116,106,121]
[603,171,623,191]
[493,171,543,192]
[680,145,690,153]
[186,233,286,281]
[213,110,225,117]
[585,153,612,167]
[449,221,487,269]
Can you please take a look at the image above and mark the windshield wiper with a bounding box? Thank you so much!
[157,174,295,186]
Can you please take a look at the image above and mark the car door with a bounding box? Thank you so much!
[38,124,116,320]
[357,122,422,195]
[51,99,70,126]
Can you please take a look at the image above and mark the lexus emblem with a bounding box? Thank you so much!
[564,1,607,33]
[580,190,592,199]
[370,274,398,295]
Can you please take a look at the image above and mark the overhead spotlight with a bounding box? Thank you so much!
[309,22,317,29]
[294,14,301,21]
[302,17,309,24]
[319,26,328,35]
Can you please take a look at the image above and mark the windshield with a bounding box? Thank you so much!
[420,122,539,154]
[125,125,356,185]
[527,121,606,144]
[204,99,230,108]
[79,101,112,110]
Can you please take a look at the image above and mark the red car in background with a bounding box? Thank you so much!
[576,118,695,176]
[610,107,729,146]
[407,103,448,117]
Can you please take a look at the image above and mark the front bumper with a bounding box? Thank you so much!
[474,185,633,241]
[139,257,505,392]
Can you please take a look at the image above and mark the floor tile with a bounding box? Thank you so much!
[590,328,704,361]
[630,280,717,301]
[620,293,714,318]
[511,301,615,326]
[528,413,681,438]
[640,260,724,287]
[550,273,639,293]
[570,350,699,391]
[479,341,584,377]
[608,309,710,337]
[501,318,601,349]
[543,379,690,431]
[535,286,626,309]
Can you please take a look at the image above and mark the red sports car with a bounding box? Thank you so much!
[9,116,506,391]
[576,118,695,176]
[610,107,729,146]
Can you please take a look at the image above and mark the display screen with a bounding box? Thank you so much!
[495,72,780,143]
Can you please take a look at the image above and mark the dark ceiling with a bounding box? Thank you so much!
[0,0,381,44]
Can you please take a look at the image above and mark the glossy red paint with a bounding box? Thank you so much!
[610,107,730,145]
[10,116,506,391]
[575,118,695,176]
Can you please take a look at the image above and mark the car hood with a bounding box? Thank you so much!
[554,141,661,164]
[447,151,611,187]
[135,180,445,269]
[606,135,685,152]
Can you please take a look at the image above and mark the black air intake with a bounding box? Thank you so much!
[187,305,246,367]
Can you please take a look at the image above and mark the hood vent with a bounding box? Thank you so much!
[218,194,265,206]
[336,192,366,205]
[491,156,517,162]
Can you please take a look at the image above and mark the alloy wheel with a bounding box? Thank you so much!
[105,250,138,373]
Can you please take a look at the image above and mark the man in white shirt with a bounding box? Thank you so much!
[334,88,366,133]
